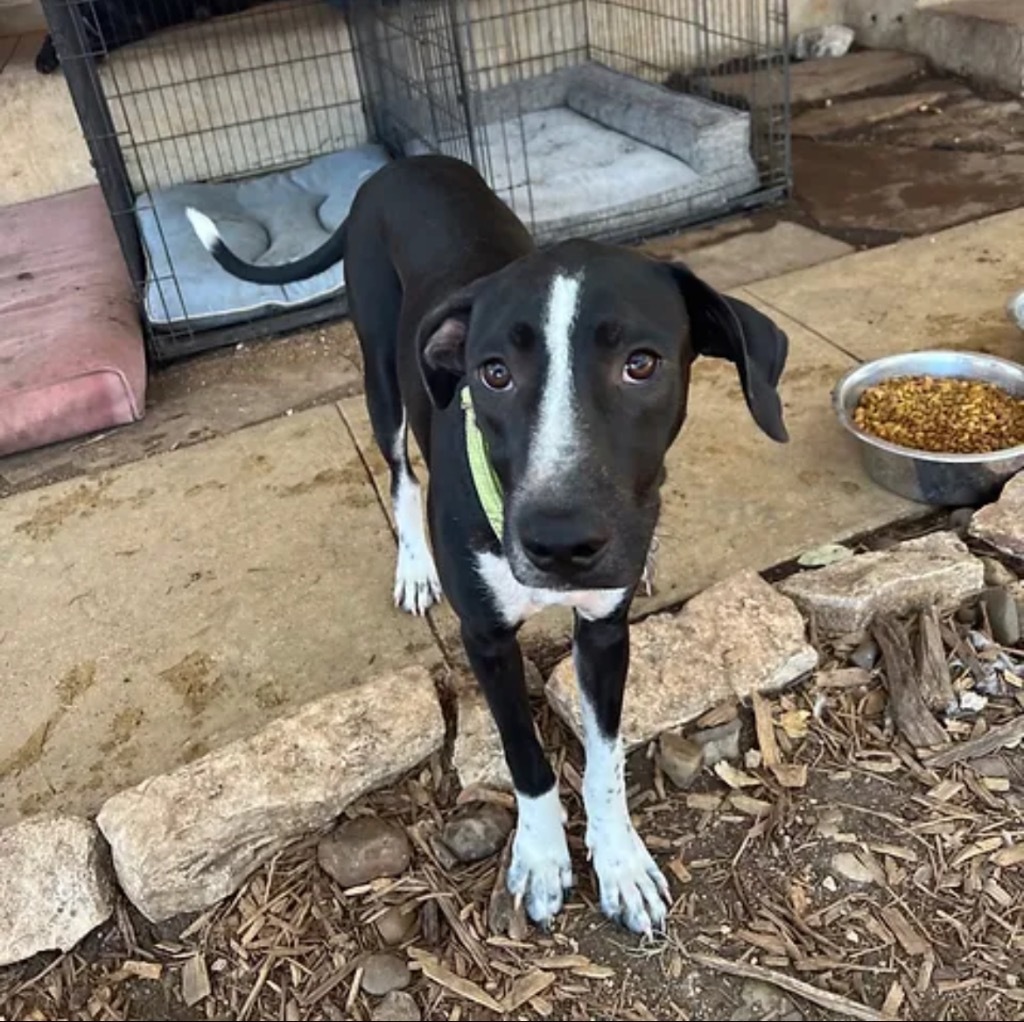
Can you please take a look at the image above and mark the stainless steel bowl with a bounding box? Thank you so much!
[833,350,1024,506]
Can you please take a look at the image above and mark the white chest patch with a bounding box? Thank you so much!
[475,550,627,627]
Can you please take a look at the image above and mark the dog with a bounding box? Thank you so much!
[35,0,260,75]
[186,155,790,935]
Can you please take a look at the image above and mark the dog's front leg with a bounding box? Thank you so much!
[461,623,573,927]
[574,609,669,936]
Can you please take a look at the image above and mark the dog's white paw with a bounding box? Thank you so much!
[588,822,669,936]
[508,788,574,927]
[393,544,442,616]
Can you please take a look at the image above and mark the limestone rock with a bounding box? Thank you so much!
[97,667,444,922]
[452,688,510,791]
[318,818,411,888]
[0,816,114,967]
[779,532,984,639]
[971,472,1024,560]
[546,571,817,749]
[372,990,421,1022]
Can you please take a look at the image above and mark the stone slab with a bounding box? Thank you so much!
[779,532,985,639]
[791,91,948,139]
[0,815,114,966]
[97,667,444,922]
[791,139,1024,237]
[713,50,926,107]
[0,405,441,827]
[641,220,854,292]
[746,208,1024,364]
[970,471,1024,560]
[546,571,818,749]
[452,688,511,791]
[909,0,1024,97]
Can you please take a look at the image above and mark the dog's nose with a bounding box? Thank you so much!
[518,507,610,575]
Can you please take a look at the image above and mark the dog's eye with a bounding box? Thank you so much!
[480,359,513,391]
[623,350,660,383]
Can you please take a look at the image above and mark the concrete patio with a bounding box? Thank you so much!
[3,204,1022,828]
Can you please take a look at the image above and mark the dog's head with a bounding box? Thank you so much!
[415,239,789,591]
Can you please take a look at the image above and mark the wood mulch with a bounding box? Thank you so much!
[1,587,1022,1022]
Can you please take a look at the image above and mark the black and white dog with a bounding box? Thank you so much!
[186,155,789,935]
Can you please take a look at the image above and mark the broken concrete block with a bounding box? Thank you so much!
[0,816,114,966]
[546,571,817,749]
[778,531,984,639]
[970,472,1024,561]
[452,688,510,791]
[97,666,444,922]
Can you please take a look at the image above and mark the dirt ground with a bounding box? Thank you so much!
[1,513,1022,1022]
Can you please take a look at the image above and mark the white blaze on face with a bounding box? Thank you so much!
[525,271,584,489]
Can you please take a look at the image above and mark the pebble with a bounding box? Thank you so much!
[659,732,704,789]
[692,717,742,766]
[374,904,418,945]
[361,952,410,996]
[948,507,974,535]
[982,557,1017,588]
[984,587,1021,646]
[441,804,514,863]
[849,637,880,671]
[317,818,411,888]
[735,978,798,1021]
[371,990,421,1022]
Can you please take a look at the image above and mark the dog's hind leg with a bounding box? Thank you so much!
[349,260,441,616]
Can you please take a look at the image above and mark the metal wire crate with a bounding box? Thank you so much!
[43,0,790,363]
[40,0,369,361]
[351,0,791,246]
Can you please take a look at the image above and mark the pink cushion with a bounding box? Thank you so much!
[0,186,146,457]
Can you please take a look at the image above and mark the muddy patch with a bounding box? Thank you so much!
[159,651,221,715]
[13,477,120,541]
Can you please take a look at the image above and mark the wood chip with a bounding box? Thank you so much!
[817,667,873,688]
[180,954,211,1007]
[752,692,780,768]
[993,844,1024,868]
[874,617,948,748]
[779,708,811,739]
[572,963,615,980]
[770,762,808,788]
[881,979,906,1018]
[880,905,930,956]
[121,960,163,982]
[501,970,554,1012]
[925,715,1024,768]
[714,761,762,789]
[952,836,1003,867]
[686,793,723,812]
[914,606,956,711]
[537,955,591,971]
[696,700,738,728]
[730,794,773,817]
[418,956,503,1013]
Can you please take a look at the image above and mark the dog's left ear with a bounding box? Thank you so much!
[415,274,494,410]
[670,263,789,443]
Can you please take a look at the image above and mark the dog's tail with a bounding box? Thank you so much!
[185,207,348,286]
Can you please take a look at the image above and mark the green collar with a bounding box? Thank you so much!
[461,387,504,539]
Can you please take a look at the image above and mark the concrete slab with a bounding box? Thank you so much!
[792,138,1024,237]
[338,299,919,663]
[0,321,364,497]
[0,406,440,827]
[713,50,926,107]
[0,33,95,205]
[640,220,854,291]
[746,208,1024,364]
[909,0,1024,97]
[791,90,949,138]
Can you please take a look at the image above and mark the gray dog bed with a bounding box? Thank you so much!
[137,144,391,330]
[405,62,759,245]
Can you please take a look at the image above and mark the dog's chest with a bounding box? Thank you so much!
[475,551,627,627]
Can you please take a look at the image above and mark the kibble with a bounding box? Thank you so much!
[853,375,1024,454]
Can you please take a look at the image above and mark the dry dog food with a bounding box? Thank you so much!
[854,375,1024,454]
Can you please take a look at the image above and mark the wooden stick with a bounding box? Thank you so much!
[925,715,1024,769]
[690,953,899,1022]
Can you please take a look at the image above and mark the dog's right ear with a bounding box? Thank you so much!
[415,275,491,410]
